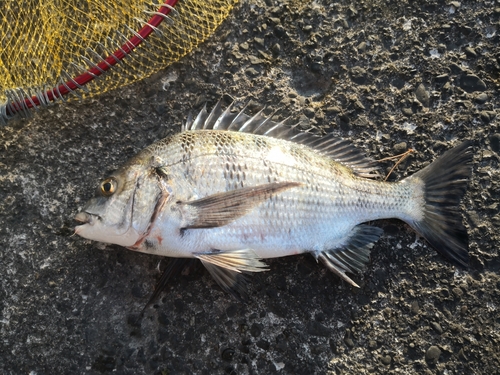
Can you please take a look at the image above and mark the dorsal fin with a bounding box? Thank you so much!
[183,100,380,178]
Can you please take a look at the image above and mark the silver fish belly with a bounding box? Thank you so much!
[75,101,473,297]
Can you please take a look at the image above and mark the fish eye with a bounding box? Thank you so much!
[100,178,116,196]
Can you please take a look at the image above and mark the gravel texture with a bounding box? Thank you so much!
[1,0,500,374]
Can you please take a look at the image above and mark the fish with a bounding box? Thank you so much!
[74,100,473,299]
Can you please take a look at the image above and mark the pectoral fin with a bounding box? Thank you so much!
[182,181,300,229]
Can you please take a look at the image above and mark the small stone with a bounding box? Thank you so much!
[249,55,264,65]
[475,92,488,104]
[435,74,449,83]
[463,47,477,58]
[490,133,500,154]
[410,301,420,315]
[431,322,443,334]
[311,61,323,72]
[357,42,367,52]
[368,340,377,350]
[449,63,464,74]
[274,25,286,38]
[393,142,407,154]
[303,107,315,118]
[344,338,354,348]
[415,83,429,107]
[350,66,367,84]
[250,323,262,337]
[221,348,235,361]
[459,74,487,92]
[254,37,265,47]
[402,108,413,117]
[239,42,249,51]
[452,287,464,298]
[425,346,441,364]
[380,355,392,365]
[325,106,341,115]
[480,111,496,123]
[245,67,259,77]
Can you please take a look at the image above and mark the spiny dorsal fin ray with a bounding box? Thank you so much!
[184,101,380,179]
[318,225,384,287]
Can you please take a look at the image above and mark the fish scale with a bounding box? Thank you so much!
[75,101,473,299]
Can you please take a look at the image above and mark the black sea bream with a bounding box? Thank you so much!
[75,101,473,297]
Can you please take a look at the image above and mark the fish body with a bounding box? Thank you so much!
[75,102,473,296]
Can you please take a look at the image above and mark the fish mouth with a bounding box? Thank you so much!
[74,211,98,226]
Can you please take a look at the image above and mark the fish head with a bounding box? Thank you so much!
[74,162,162,247]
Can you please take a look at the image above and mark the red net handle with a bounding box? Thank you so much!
[6,0,180,117]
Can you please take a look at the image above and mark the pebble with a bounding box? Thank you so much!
[431,322,443,334]
[463,46,477,58]
[344,337,354,348]
[435,74,449,83]
[402,108,413,117]
[254,37,265,47]
[249,55,264,65]
[393,142,407,154]
[303,107,315,118]
[480,111,496,123]
[475,92,488,104]
[350,66,367,84]
[449,63,464,74]
[250,323,262,337]
[425,346,441,364]
[452,287,464,298]
[274,25,286,38]
[325,106,341,115]
[415,83,429,107]
[490,133,500,154]
[459,74,487,92]
[245,67,259,77]
[410,301,420,315]
[357,41,367,52]
[380,355,392,365]
[221,348,235,361]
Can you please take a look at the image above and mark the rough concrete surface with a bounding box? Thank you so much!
[1,0,499,374]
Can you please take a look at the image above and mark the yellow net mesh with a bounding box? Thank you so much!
[0,0,237,121]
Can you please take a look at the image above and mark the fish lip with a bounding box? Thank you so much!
[74,211,99,226]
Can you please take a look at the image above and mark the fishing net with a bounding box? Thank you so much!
[0,0,237,124]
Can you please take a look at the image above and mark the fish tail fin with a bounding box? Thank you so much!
[405,141,473,267]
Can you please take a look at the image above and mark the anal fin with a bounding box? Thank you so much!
[318,225,384,287]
